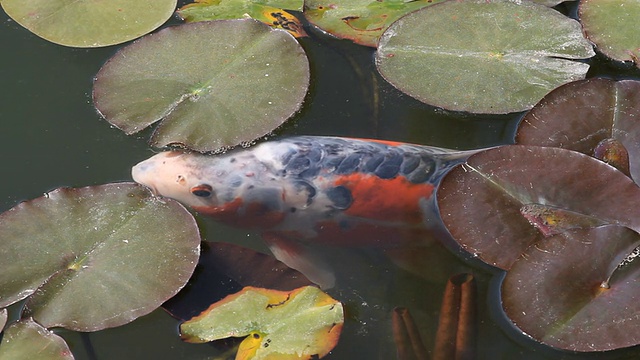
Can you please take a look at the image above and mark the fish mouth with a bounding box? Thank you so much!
[131,162,159,196]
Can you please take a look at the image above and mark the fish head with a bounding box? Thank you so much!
[131,150,241,209]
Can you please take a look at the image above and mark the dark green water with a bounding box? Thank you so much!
[1,2,640,359]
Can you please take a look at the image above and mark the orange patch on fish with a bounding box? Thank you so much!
[194,198,285,228]
[333,173,433,224]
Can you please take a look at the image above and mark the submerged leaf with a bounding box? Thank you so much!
[178,0,306,37]
[93,19,310,152]
[0,0,176,47]
[579,0,640,66]
[0,183,200,331]
[0,308,6,331]
[0,319,73,359]
[503,225,640,352]
[392,307,428,360]
[437,145,640,270]
[433,274,476,360]
[516,78,640,183]
[180,286,343,359]
[304,0,445,47]
[375,0,594,114]
[163,241,312,321]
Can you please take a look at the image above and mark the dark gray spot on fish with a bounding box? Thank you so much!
[326,186,353,209]
[374,152,402,179]
[406,156,436,183]
[363,154,384,173]
[286,156,311,174]
[336,153,363,174]
[400,154,420,174]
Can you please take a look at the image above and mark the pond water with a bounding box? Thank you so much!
[1,1,640,359]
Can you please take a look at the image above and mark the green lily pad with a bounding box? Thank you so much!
[93,19,310,152]
[0,0,176,47]
[304,0,445,48]
[180,286,343,359]
[579,0,640,66]
[0,183,200,331]
[503,225,640,352]
[0,319,73,359]
[516,78,640,183]
[436,145,640,270]
[375,0,594,114]
[178,0,306,37]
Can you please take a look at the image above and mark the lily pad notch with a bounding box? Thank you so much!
[375,0,595,114]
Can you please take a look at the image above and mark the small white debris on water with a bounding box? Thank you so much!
[265,73,269,77]
[123,239,129,243]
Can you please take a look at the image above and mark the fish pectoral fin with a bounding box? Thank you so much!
[262,232,336,290]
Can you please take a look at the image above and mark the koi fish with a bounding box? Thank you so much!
[132,136,477,288]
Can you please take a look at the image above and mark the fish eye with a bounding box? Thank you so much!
[190,184,213,197]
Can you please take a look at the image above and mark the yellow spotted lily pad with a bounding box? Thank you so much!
[304,0,445,47]
[180,286,344,359]
[178,0,306,37]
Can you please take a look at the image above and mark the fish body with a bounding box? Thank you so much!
[132,136,477,287]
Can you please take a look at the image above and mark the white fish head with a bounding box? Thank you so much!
[132,150,241,209]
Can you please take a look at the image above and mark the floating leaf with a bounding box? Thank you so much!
[180,286,343,359]
[436,145,640,270]
[304,0,444,47]
[516,78,640,183]
[0,0,176,47]
[0,183,200,331]
[579,0,640,66]
[93,19,310,152]
[375,0,594,114]
[163,241,312,321]
[178,0,306,37]
[502,225,640,352]
[0,319,73,359]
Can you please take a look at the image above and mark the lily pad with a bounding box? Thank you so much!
[502,225,640,352]
[579,0,640,66]
[375,0,594,114]
[516,78,640,183]
[180,286,343,359]
[93,19,310,152]
[0,183,200,331]
[304,0,445,48]
[0,319,73,359]
[178,0,306,37]
[436,145,640,270]
[0,0,176,47]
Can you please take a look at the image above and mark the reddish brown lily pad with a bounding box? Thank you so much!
[516,78,640,183]
[502,225,640,352]
[437,145,640,270]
